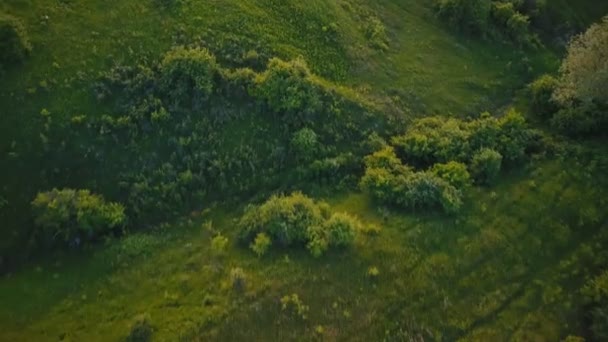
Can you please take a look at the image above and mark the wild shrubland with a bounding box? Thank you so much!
[238,192,360,257]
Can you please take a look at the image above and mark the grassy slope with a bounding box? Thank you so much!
[0,0,560,258]
[0,0,607,340]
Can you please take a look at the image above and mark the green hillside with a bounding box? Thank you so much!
[0,0,607,341]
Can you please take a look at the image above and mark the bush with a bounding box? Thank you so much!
[0,13,31,67]
[529,74,559,117]
[238,192,359,256]
[391,117,471,166]
[431,161,471,188]
[160,46,218,107]
[250,232,271,257]
[253,57,322,125]
[434,0,491,35]
[365,16,390,51]
[470,148,502,185]
[400,172,463,213]
[31,189,126,245]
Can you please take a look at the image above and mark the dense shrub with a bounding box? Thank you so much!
[392,112,533,167]
[470,148,502,185]
[360,148,463,214]
[529,74,558,117]
[551,101,608,135]
[126,314,153,342]
[0,13,31,67]
[434,0,491,35]
[582,270,608,341]
[391,117,471,167]
[238,192,360,256]
[431,161,471,188]
[365,16,390,51]
[31,189,126,245]
[160,46,218,107]
[253,57,322,125]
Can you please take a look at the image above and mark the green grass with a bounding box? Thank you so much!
[0,154,606,340]
[1,0,608,340]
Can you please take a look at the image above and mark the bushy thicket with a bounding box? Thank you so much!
[31,189,126,245]
[238,192,360,257]
[361,112,538,213]
[582,270,608,340]
[391,110,536,168]
[68,45,381,229]
[0,13,31,67]
[433,0,540,44]
[528,74,558,117]
[360,147,463,213]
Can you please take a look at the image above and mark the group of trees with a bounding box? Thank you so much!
[433,0,541,44]
[361,111,537,213]
[530,16,608,135]
[238,192,361,257]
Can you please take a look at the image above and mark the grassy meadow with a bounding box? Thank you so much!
[0,0,607,341]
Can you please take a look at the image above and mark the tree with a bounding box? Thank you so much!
[553,16,608,106]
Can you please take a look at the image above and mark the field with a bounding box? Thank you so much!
[1,0,607,341]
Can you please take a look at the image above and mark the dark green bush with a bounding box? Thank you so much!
[400,171,463,213]
[238,192,360,257]
[470,148,502,185]
[160,46,218,107]
[0,13,31,67]
[126,314,153,342]
[31,189,126,245]
[434,0,491,35]
[551,101,607,135]
[529,74,558,117]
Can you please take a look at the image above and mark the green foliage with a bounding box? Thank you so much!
[529,74,558,117]
[253,57,322,125]
[392,112,533,167]
[238,192,359,256]
[470,148,502,185]
[360,148,463,214]
[126,313,153,342]
[550,101,607,135]
[0,13,31,67]
[31,189,126,245]
[365,16,389,51]
[160,46,218,107]
[291,128,319,162]
[434,0,491,35]
[431,161,471,188]
[583,270,608,341]
[250,232,271,257]
[211,234,229,257]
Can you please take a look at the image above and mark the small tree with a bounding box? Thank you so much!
[291,128,319,162]
[529,74,559,117]
[434,0,491,35]
[470,149,502,185]
[431,161,471,189]
[0,13,32,66]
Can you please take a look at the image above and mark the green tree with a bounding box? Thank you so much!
[470,149,502,185]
